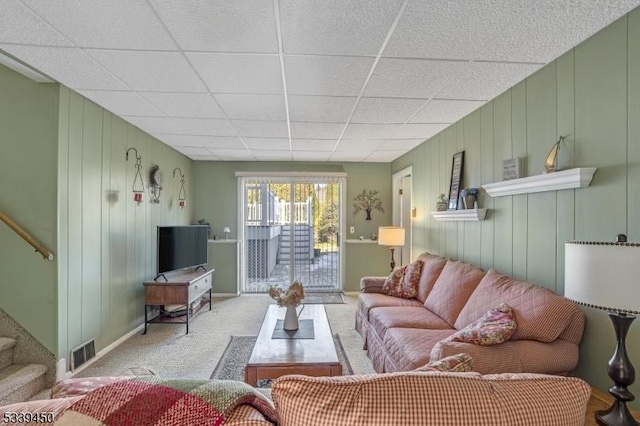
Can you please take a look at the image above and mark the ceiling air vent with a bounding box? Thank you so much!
[70,339,96,371]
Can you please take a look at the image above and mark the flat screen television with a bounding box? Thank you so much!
[157,225,208,276]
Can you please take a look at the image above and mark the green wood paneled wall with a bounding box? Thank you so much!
[392,11,640,408]
[56,88,193,364]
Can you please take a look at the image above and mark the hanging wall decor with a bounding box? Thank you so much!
[125,147,145,204]
[148,164,163,204]
[353,189,384,220]
[173,167,187,208]
[447,151,465,210]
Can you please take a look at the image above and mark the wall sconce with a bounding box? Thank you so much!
[412,207,417,218]
[125,148,144,204]
[173,167,187,208]
[148,164,163,204]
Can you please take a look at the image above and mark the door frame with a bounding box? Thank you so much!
[392,166,412,265]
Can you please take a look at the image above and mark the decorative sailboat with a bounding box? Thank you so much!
[544,136,565,173]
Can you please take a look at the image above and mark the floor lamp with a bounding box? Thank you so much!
[565,236,640,426]
[378,227,405,271]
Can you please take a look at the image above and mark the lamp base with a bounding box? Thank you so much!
[597,312,639,426]
[389,248,396,271]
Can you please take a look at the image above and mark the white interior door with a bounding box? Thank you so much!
[392,167,412,265]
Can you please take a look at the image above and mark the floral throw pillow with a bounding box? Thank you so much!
[446,303,517,345]
[415,353,473,372]
[381,260,424,299]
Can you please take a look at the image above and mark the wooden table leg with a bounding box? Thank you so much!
[245,366,257,386]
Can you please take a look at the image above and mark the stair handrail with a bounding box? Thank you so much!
[0,211,54,261]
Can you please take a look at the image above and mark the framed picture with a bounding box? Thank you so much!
[448,151,465,210]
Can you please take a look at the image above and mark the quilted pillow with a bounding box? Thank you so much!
[446,303,517,345]
[381,260,423,299]
[414,353,473,372]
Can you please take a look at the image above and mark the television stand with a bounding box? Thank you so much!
[142,268,214,334]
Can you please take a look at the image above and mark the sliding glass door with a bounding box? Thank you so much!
[239,175,344,293]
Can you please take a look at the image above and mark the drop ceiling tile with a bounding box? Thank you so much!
[328,151,369,162]
[215,94,286,121]
[141,92,225,119]
[438,62,541,100]
[365,150,405,162]
[243,138,290,150]
[150,0,278,53]
[0,45,129,90]
[393,123,449,139]
[175,146,213,156]
[190,155,220,161]
[291,139,336,151]
[364,58,467,99]
[155,134,243,148]
[342,124,402,139]
[288,95,356,123]
[378,139,425,150]
[336,139,385,151]
[209,149,255,161]
[78,90,164,117]
[293,151,332,161]
[122,116,184,135]
[188,53,283,94]
[21,0,177,50]
[231,120,289,138]
[171,118,237,136]
[290,122,345,139]
[285,55,374,96]
[383,0,528,60]
[478,1,640,63]
[410,100,485,124]
[87,50,207,92]
[0,0,72,46]
[351,97,427,124]
[280,0,404,55]
[254,150,292,161]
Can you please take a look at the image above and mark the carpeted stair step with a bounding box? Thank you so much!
[0,363,48,405]
[0,337,16,371]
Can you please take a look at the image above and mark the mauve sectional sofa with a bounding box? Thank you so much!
[355,252,585,375]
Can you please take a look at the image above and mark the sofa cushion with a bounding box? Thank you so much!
[383,328,455,371]
[369,306,452,340]
[415,353,473,372]
[414,253,448,303]
[357,293,423,320]
[381,259,423,299]
[454,269,579,343]
[424,260,486,326]
[445,303,517,346]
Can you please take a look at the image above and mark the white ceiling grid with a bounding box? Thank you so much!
[1,0,639,162]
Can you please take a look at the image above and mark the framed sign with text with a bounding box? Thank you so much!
[448,151,465,210]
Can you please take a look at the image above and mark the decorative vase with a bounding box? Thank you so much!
[463,195,476,210]
[436,201,447,211]
[283,305,299,331]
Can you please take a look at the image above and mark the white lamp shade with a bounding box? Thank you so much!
[378,227,405,247]
[223,227,231,233]
[565,241,640,314]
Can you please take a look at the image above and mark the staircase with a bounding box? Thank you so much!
[278,225,314,264]
[0,310,55,406]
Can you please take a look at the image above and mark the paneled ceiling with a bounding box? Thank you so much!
[1,0,638,162]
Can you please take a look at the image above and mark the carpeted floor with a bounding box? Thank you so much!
[73,294,374,382]
[210,334,353,387]
[301,292,345,304]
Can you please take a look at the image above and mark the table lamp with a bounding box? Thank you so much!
[565,235,640,426]
[223,227,230,240]
[378,226,405,271]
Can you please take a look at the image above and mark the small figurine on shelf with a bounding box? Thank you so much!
[436,193,448,211]
[460,188,479,210]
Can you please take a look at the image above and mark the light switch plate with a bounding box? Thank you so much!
[350,226,355,234]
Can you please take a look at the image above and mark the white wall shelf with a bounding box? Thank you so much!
[431,209,487,222]
[482,167,597,197]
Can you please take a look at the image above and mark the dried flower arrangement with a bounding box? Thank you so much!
[268,281,305,307]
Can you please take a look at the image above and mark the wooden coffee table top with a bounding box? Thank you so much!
[247,304,339,367]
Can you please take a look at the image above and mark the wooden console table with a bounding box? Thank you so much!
[143,268,214,334]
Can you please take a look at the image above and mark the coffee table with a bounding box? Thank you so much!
[244,304,342,386]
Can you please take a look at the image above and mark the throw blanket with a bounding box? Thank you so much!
[53,377,278,425]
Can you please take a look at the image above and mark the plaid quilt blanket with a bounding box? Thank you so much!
[53,377,278,425]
